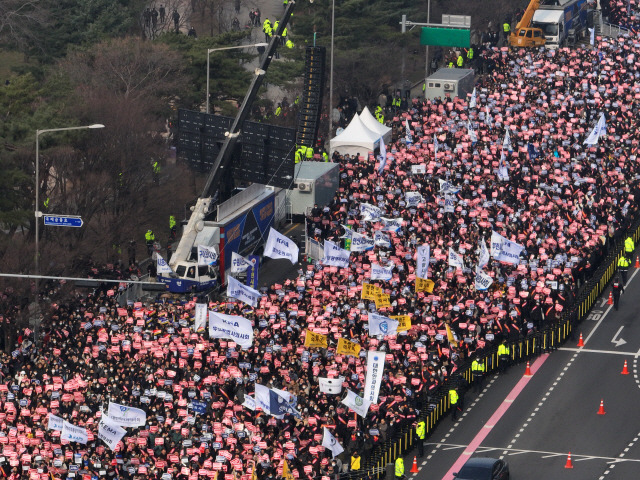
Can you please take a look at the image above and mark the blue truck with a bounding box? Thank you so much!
[531,0,588,48]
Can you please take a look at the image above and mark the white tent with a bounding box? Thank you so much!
[330,114,381,156]
[359,106,392,143]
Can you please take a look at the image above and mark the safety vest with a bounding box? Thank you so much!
[295,149,302,164]
[322,151,329,162]
[503,23,510,33]
[618,256,630,268]
[282,27,287,37]
[392,97,401,107]
[625,236,634,252]
[153,161,161,174]
[467,48,474,59]
[306,147,313,159]
[449,389,458,405]
[497,344,510,356]
[43,198,50,209]
[275,106,282,116]
[416,421,426,439]
[471,360,485,372]
[448,62,454,68]
[283,0,288,5]
[456,56,464,67]
[273,21,279,32]
[394,458,404,476]
[263,19,271,32]
[145,230,155,242]
[350,455,361,471]
[169,216,176,229]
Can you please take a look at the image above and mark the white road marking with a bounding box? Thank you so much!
[558,347,636,356]
[423,442,640,463]
[611,325,627,347]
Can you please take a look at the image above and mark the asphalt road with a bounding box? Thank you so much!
[401,266,640,480]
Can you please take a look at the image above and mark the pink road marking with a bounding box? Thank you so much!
[442,354,549,480]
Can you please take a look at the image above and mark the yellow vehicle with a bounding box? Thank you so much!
[509,0,546,47]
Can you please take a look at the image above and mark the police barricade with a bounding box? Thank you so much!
[363,219,640,479]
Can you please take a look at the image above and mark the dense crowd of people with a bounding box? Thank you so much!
[6,9,640,480]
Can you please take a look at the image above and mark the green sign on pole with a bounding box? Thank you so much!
[420,27,470,48]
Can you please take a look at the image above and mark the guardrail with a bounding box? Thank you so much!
[362,218,640,478]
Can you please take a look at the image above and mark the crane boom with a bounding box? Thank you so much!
[201,0,296,199]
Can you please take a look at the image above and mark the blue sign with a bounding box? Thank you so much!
[246,255,260,290]
[191,400,207,415]
[43,215,83,228]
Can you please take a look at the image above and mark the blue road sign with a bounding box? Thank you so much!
[43,215,83,228]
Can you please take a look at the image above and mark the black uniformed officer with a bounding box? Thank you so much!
[612,275,625,311]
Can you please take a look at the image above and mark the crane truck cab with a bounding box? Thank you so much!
[510,27,545,47]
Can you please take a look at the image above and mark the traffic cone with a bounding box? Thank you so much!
[607,291,613,305]
[622,360,630,375]
[565,452,573,469]
[636,256,639,268]
[577,333,584,347]
[524,361,532,376]
[597,399,606,415]
[410,456,419,473]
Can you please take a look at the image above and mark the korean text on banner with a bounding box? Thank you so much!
[416,244,430,279]
[390,315,411,332]
[264,227,299,263]
[208,311,254,349]
[304,329,328,348]
[98,417,127,451]
[364,350,385,404]
[336,338,361,356]
[341,389,371,418]
[227,276,261,307]
[61,421,88,444]
[107,402,147,427]
[194,303,207,332]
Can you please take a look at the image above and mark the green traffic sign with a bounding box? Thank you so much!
[420,27,470,48]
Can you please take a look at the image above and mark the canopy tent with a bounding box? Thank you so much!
[359,106,392,144]
[330,114,381,156]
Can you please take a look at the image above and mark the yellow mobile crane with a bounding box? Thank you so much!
[509,0,546,47]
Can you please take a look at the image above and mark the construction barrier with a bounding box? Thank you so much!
[361,219,640,478]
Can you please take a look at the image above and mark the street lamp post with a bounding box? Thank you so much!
[206,43,268,114]
[34,123,104,341]
[329,0,335,145]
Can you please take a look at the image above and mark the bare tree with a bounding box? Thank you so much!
[0,0,48,50]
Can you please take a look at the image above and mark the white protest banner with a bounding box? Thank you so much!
[503,128,512,151]
[107,402,147,427]
[341,389,371,418]
[478,238,490,269]
[98,417,127,452]
[497,150,509,181]
[197,244,218,266]
[61,421,88,444]
[350,231,374,252]
[322,427,345,458]
[340,224,353,240]
[364,350,385,404]
[411,165,426,174]
[405,118,413,144]
[444,193,455,213]
[475,267,493,291]
[318,377,345,395]
[380,217,403,232]
[374,230,391,248]
[227,275,261,307]
[230,251,253,273]
[156,254,172,275]
[491,231,525,265]
[584,113,606,145]
[370,263,393,281]
[469,87,477,108]
[433,134,439,156]
[48,413,64,431]
[438,178,460,195]
[242,395,256,411]
[368,313,398,337]
[467,121,477,143]
[208,311,254,349]
[416,244,430,279]
[194,303,207,332]
[264,227,299,263]
[360,203,382,221]
[323,239,351,267]
[378,138,387,174]
[405,191,422,207]
[448,248,464,269]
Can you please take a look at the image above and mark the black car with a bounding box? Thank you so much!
[453,457,510,480]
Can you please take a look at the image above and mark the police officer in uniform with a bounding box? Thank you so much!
[449,387,460,421]
[625,235,635,259]
[497,340,510,374]
[471,356,485,392]
[618,255,630,285]
[415,419,426,457]
[612,275,625,311]
[394,457,404,480]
